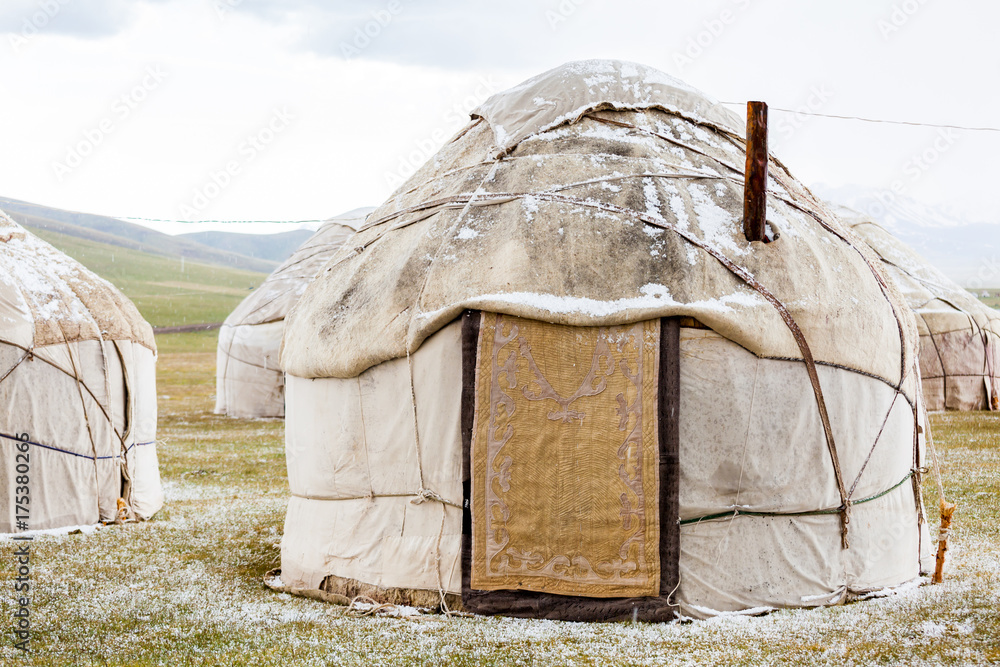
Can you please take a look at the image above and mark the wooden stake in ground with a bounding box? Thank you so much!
[933,500,956,584]
[924,409,955,584]
[742,101,769,243]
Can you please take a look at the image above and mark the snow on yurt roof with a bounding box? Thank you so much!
[283,60,915,389]
[835,206,999,332]
[0,209,154,351]
[472,59,744,157]
[224,207,373,328]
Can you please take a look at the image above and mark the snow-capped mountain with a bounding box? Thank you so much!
[812,184,1000,288]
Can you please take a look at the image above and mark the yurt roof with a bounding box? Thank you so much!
[283,60,916,391]
[224,207,373,328]
[0,209,154,351]
[835,206,999,334]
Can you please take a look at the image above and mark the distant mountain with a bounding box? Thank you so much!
[812,185,1000,288]
[179,229,313,263]
[33,226,269,329]
[0,196,278,274]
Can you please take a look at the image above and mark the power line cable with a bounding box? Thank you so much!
[106,107,998,225]
[720,102,1000,133]
[115,215,325,225]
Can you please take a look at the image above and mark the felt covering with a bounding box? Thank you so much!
[216,208,372,417]
[283,62,916,400]
[278,61,930,620]
[0,209,161,530]
[838,207,999,411]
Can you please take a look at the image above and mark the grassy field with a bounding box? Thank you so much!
[31,227,269,328]
[0,333,998,665]
[978,289,1000,310]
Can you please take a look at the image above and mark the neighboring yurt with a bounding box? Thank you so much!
[837,208,999,411]
[0,210,162,532]
[275,61,934,620]
[215,208,371,418]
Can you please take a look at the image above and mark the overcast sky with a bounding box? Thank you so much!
[1,0,997,234]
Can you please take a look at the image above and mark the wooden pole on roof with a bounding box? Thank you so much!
[743,101,769,243]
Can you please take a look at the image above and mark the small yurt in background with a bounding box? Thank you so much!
[838,208,999,411]
[0,210,162,531]
[275,61,933,620]
[215,208,371,418]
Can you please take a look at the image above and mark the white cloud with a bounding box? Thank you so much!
[0,0,996,230]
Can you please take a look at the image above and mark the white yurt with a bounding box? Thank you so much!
[0,210,162,532]
[215,208,371,418]
[837,208,999,411]
[274,61,934,620]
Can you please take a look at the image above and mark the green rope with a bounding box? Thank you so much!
[679,471,914,526]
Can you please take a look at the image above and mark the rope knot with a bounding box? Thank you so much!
[411,488,445,505]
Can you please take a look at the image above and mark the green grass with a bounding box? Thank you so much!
[155,330,221,355]
[0,340,998,665]
[32,228,269,328]
[972,287,1000,310]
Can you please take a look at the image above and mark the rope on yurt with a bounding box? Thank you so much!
[921,312,949,400]
[354,376,376,500]
[403,161,504,615]
[99,336,130,520]
[715,358,760,565]
[403,337,455,615]
[0,340,129,454]
[402,349,460,616]
[910,381,926,572]
[111,341,136,516]
[920,383,956,584]
[587,114,744,173]
[344,595,398,617]
[290,490,461,507]
[0,432,145,460]
[679,471,915,526]
[404,347,426,493]
[0,348,31,384]
[410,488,462,508]
[969,312,999,410]
[847,390,903,501]
[56,321,106,522]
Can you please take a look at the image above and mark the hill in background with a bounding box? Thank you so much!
[813,185,999,290]
[1,197,276,329]
[0,196,279,274]
[178,229,312,263]
[29,226,268,329]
